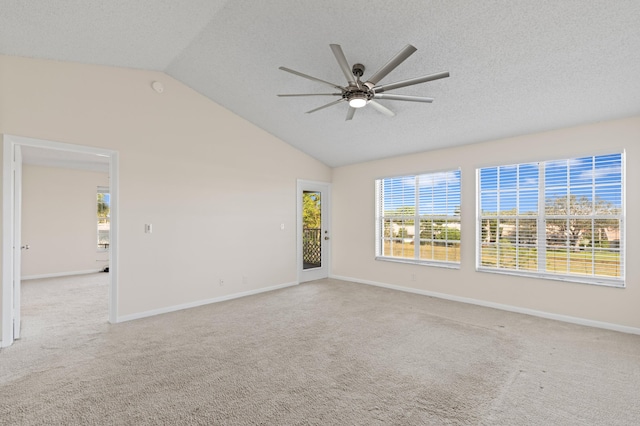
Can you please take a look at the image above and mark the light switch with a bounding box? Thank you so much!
[280,223,285,230]
[145,224,153,233]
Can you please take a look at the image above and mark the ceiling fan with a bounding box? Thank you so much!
[278,44,449,121]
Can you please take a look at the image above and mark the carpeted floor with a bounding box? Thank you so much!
[1,274,639,425]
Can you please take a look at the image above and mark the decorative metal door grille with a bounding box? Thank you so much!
[303,228,321,267]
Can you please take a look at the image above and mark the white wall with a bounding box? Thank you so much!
[0,54,332,341]
[21,165,109,278]
[332,116,640,330]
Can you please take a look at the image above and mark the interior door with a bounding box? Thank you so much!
[13,145,22,339]
[298,180,330,282]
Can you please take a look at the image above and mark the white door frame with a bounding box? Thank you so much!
[1,135,119,348]
[12,145,22,339]
[297,179,331,283]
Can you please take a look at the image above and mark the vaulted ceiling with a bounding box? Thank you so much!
[2,1,640,167]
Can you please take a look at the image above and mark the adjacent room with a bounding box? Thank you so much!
[16,147,111,340]
[1,2,639,424]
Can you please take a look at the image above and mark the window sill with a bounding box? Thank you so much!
[375,256,461,269]
[476,266,625,288]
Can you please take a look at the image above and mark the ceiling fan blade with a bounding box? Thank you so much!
[279,66,344,90]
[373,71,450,93]
[365,44,417,86]
[306,98,346,114]
[278,93,342,97]
[329,44,356,86]
[368,100,396,117]
[373,94,434,103]
[346,107,356,121]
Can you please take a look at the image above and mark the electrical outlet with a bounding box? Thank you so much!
[219,279,224,286]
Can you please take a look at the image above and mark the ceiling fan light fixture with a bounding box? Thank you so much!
[348,95,367,108]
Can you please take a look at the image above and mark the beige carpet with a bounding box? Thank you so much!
[1,274,639,425]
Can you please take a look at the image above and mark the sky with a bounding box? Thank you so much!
[380,153,622,216]
[381,170,461,215]
[479,153,622,214]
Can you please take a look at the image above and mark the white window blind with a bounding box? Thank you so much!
[477,153,624,286]
[376,169,461,266]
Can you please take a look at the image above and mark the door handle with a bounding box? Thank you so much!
[21,244,30,250]
[324,236,330,240]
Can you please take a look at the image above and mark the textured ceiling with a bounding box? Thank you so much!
[2,1,640,167]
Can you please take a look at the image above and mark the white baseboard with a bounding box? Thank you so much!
[21,269,104,281]
[117,281,299,323]
[330,274,640,336]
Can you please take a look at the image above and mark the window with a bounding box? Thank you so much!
[477,153,624,286]
[97,187,110,250]
[376,170,461,266]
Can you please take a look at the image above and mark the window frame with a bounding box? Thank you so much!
[97,186,110,252]
[476,152,625,287]
[375,169,461,268]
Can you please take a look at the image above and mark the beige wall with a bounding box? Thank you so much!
[0,54,331,341]
[2,53,637,343]
[21,165,109,278]
[332,116,640,329]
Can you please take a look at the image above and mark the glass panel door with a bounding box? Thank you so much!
[303,191,322,270]
[298,181,330,282]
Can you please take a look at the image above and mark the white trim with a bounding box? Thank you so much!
[330,274,640,336]
[375,256,461,269]
[475,267,624,288]
[21,270,104,281]
[13,145,23,338]
[2,136,14,347]
[108,151,119,324]
[117,281,298,323]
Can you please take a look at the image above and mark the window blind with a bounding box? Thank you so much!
[478,153,624,286]
[376,169,461,266]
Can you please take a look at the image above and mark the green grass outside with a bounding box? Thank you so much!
[383,241,621,277]
[383,242,460,262]
[480,246,621,277]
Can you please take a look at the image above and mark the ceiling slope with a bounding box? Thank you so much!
[2,1,640,167]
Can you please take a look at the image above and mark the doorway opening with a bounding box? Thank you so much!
[2,135,119,348]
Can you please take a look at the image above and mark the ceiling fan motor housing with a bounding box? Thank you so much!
[343,87,374,104]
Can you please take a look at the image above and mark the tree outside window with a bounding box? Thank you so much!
[97,190,110,249]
